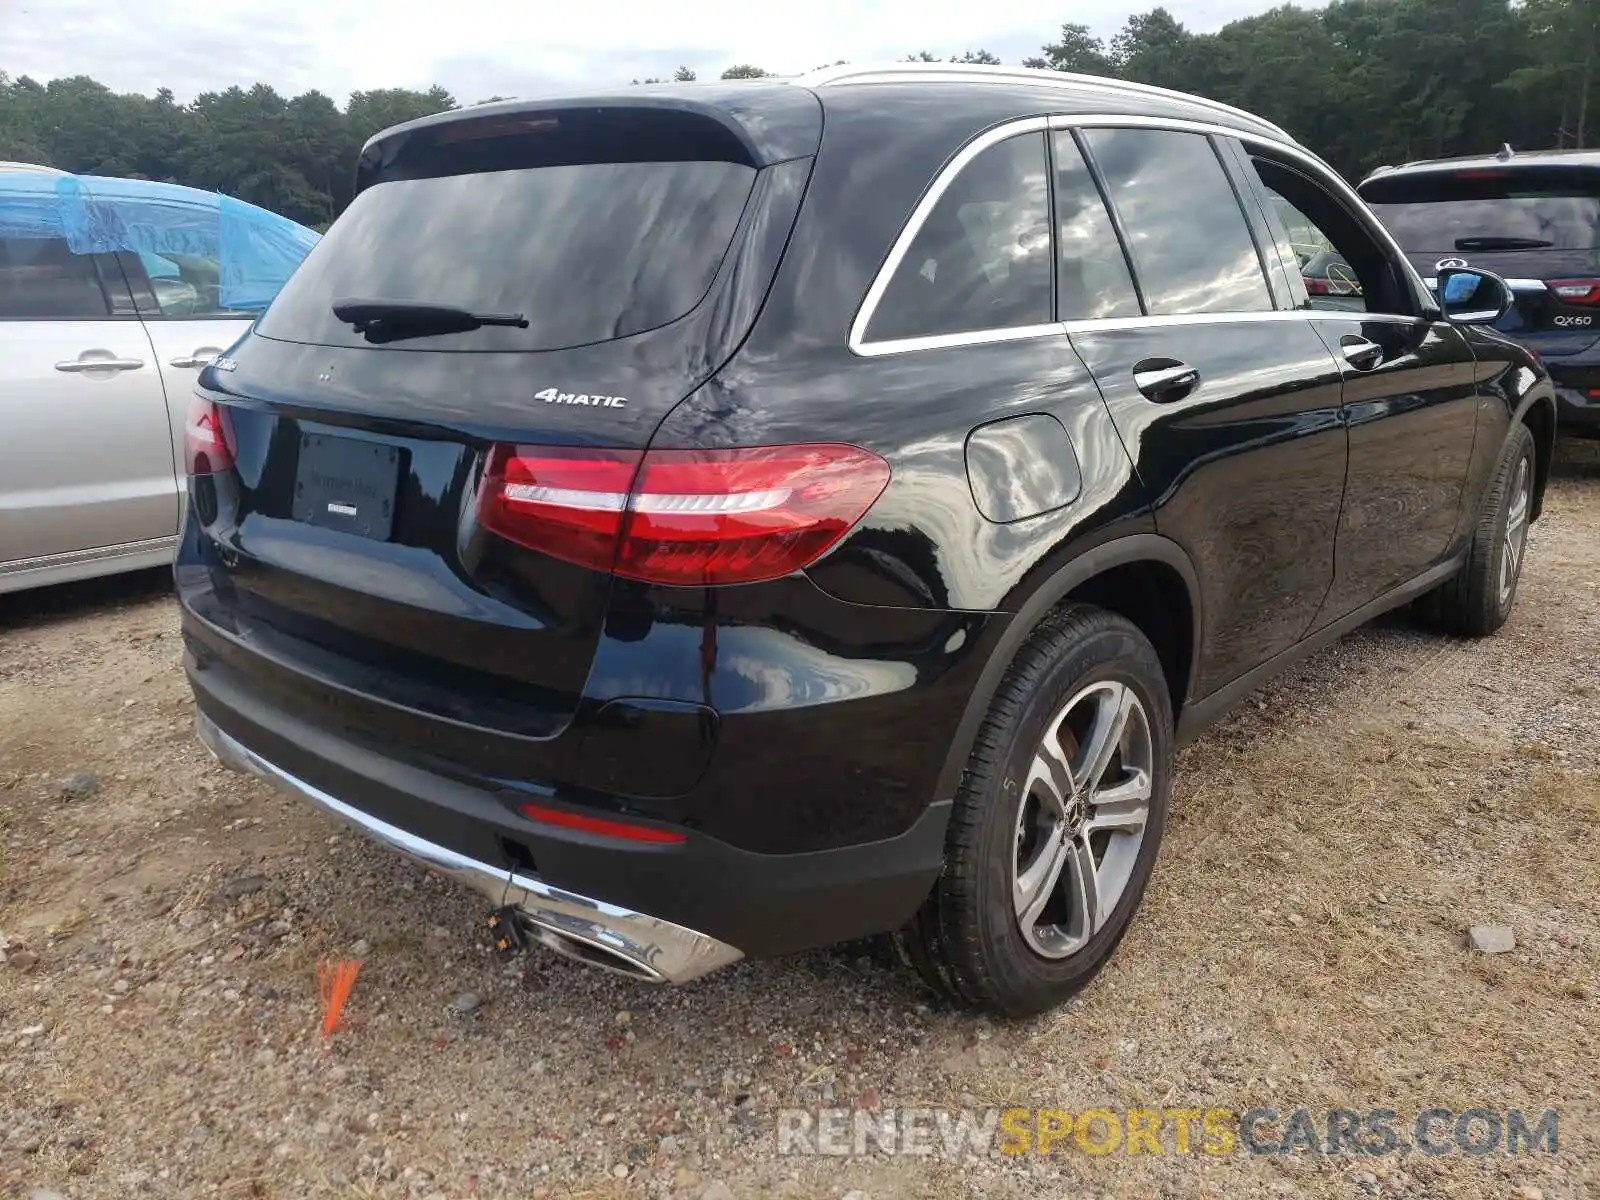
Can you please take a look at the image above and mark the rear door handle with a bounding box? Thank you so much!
[1339,336,1385,371]
[1132,360,1201,403]
[54,357,145,373]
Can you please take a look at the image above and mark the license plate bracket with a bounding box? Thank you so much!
[291,434,402,541]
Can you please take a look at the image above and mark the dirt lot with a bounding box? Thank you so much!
[2,442,1598,1200]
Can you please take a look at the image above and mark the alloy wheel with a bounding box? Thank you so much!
[1498,455,1531,608]
[1011,679,1153,959]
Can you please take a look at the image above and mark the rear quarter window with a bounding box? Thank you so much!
[863,132,1054,345]
[256,160,757,352]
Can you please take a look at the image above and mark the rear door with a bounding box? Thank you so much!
[116,247,260,527]
[1360,164,1600,363]
[113,191,318,526]
[1243,146,1482,621]
[1062,123,1348,700]
[0,235,176,569]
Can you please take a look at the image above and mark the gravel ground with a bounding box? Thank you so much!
[2,440,1598,1200]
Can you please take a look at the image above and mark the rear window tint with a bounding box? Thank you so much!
[0,237,110,319]
[1362,170,1600,253]
[1084,127,1272,317]
[864,132,1054,344]
[256,161,756,351]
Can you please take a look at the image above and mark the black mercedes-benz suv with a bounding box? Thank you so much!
[178,64,1556,1015]
[1359,147,1600,438]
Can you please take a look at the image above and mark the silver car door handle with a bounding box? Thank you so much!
[54,357,145,372]
[169,352,219,368]
[1339,338,1385,370]
[1132,362,1201,402]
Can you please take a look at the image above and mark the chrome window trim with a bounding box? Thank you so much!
[860,310,1426,360]
[1059,309,1422,335]
[851,112,1437,358]
[850,116,1051,358]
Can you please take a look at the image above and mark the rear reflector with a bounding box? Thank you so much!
[519,801,687,844]
[479,443,891,586]
[184,396,236,476]
[1548,278,1600,306]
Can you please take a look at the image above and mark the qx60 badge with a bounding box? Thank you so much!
[536,387,628,409]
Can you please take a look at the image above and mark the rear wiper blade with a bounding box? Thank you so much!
[1453,236,1554,251]
[331,298,528,343]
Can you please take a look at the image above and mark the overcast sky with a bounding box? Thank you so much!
[2,0,1323,105]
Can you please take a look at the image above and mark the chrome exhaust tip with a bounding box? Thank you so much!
[523,922,668,983]
[507,874,744,985]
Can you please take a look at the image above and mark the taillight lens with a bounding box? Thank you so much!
[478,443,891,586]
[479,444,641,572]
[1547,278,1600,306]
[185,396,236,476]
[1302,275,1329,295]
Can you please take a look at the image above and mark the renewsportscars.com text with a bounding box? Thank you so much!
[776,1105,1559,1159]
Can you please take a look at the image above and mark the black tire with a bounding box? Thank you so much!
[898,605,1173,1016]
[1434,423,1537,637]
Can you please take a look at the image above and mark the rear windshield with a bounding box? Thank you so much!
[256,160,756,351]
[1362,168,1600,253]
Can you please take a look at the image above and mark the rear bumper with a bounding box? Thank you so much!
[1553,383,1600,436]
[197,712,742,983]
[187,646,949,969]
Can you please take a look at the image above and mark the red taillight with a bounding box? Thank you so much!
[478,444,641,573]
[478,443,891,586]
[184,396,236,476]
[519,801,687,844]
[1302,275,1329,295]
[1547,278,1600,306]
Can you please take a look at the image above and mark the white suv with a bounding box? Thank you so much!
[0,164,317,593]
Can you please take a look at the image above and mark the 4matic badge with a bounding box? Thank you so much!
[535,387,628,409]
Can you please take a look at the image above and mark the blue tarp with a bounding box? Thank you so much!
[0,170,318,310]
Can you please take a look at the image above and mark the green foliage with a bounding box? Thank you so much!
[1,0,1594,227]
[1033,24,1114,74]
[0,74,457,225]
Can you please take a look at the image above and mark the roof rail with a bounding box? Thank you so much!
[796,62,1295,143]
[0,161,70,175]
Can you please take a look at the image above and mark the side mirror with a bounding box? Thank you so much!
[1437,267,1513,325]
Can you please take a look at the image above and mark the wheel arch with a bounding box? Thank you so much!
[932,534,1203,803]
[1516,389,1556,521]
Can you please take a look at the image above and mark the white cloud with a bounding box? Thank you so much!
[3,0,1324,104]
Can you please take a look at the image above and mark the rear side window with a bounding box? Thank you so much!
[1051,132,1141,320]
[0,237,111,319]
[865,132,1053,344]
[257,160,756,351]
[136,251,260,318]
[1362,170,1600,253]
[1083,128,1272,316]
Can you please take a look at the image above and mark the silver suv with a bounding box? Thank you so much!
[0,165,318,593]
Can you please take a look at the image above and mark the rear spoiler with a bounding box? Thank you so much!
[355,86,822,196]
